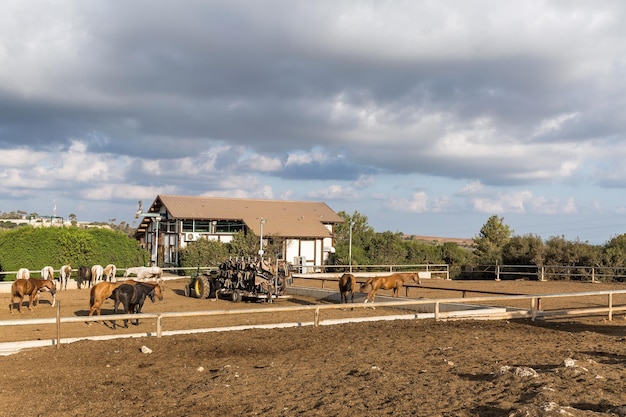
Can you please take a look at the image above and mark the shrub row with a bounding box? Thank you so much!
[0,226,150,280]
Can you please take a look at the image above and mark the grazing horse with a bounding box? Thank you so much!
[338,273,358,304]
[16,268,30,280]
[88,280,133,319]
[91,265,104,284]
[9,278,57,313]
[76,266,92,289]
[111,282,161,328]
[41,266,54,280]
[88,280,164,322]
[360,272,419,303]
[104,264,117,282]
[59,265,72,291]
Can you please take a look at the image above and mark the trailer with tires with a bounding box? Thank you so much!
[185,258,292,302]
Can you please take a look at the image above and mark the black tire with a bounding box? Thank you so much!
[184,284,191,297]
[231,289,242,303]
[194,275,211,299]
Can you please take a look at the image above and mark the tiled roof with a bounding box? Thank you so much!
[144,195,344,238]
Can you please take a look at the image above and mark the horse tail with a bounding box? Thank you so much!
[89,286,98,308]
[360,278,373,290]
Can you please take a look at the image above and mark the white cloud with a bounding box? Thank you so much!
[307,185,358,200]
[353,174,374,188]
[242,153,282,172]
[385,191,429,213]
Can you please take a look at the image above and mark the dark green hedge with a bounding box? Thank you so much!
[0,226,149,280]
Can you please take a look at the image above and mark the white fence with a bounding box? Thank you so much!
[2,288,626,355]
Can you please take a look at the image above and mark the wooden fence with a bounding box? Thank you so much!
[2,288,626,355]
[460,264,626,282]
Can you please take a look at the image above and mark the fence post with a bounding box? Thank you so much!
[314,307,320,327]
[608,293,613,321]
[56,301,61,349]
[495,265,500,281]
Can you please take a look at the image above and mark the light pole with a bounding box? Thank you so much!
[349,220,353,273]
[259,217,267,262]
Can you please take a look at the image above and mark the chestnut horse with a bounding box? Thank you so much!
[338,273,357,304]
[360,272,419,303]
[9,278,57,313]
[88,279,164,320]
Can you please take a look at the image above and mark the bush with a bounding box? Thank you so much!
[179,239,229,269]
[0,226,149,280]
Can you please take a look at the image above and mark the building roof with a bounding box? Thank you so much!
[139,195,344,238]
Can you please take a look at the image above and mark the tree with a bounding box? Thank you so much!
[332,210,375,265]
[179,239,229,268]
[228,230,258,257]
[502,234,544,265]
[473,215,513,264]
[368,231,405,265]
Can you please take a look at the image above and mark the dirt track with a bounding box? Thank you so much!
[2,278,626,416]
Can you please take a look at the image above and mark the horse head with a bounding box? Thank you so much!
[41,280,57,297]
[154,282,165,301]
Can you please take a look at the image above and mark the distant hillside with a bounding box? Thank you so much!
[403,234,474,247]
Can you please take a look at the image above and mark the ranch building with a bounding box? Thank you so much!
[135,194,344,270]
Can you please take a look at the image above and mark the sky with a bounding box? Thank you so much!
[2,1,626,244]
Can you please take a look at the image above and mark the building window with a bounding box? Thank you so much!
[180,219,246,233]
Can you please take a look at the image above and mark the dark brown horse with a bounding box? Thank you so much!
[360,272,419,303]
[338,273,357,304]
[88,279,164,321]
[111,282,162,328]
[9,278,57,313]
[89,281,134,318]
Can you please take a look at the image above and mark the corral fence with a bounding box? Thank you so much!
[3,288,626,355]
[459,264,626,282]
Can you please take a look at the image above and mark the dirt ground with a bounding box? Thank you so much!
[2,278,626,416]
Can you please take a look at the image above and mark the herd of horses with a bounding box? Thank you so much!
[9,266,421,327]
[9,264,165,327]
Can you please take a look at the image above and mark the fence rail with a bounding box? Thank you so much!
[3,288,626,353]
[461,264,626,282]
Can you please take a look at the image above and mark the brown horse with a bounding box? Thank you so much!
[88,279,164,320]
[9,278,57,313]
[360,272,419,303]
[338,273,357,304]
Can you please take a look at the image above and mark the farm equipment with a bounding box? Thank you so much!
[185,257,292,302]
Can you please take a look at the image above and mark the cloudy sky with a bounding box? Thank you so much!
[2,1,626,243]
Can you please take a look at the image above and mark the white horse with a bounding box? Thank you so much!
[59,265,72,290]
[16,268,30,280]
[124,266,162,280]
[91,265,104,283]
[41,266,54,280]
[104,264,117,282]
